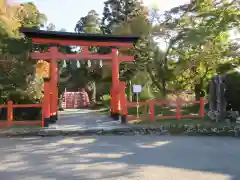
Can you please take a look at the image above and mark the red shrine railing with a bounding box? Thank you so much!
[0,101,43,127]
[119,82,207,121]
[125,98,207,121]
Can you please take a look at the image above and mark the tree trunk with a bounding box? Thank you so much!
[96,93,102,101]
[194,84,201,101]
[146,64,163,95]
[209,76,216,113]
[162,80,167,98]
[195,77,204,100]
[86,80,96,104]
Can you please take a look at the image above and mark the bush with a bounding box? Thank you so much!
[0,90,41,121]
[139,86,154,101]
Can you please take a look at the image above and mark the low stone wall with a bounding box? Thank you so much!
[0,124,240,137]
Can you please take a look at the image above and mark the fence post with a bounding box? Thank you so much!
[148,100,155,120]
[7,100,13,126]
[199,97,205,118]
[176,97,181,120]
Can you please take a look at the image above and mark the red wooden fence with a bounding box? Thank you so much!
[0,101,43,127]
[125,97,207,121]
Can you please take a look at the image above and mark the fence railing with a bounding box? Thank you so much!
[0,100,43,127]
[125,97,207,121]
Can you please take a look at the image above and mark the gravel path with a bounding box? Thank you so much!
[0,136,239,180]
[51,109,123,130]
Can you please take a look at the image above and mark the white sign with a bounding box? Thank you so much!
[133,85,142,93]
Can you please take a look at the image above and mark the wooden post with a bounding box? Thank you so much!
[199,97,205,118]
[148,100,155,121]
[7,100,13,126]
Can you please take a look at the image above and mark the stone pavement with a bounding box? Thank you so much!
[0,136,239,180]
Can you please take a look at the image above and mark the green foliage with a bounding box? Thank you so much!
[1,90,41,121]
[139,86,154,101]
[149,0,240,97]
[75,10,100,33]
[101,0,145,34]
[80,0,240,100]
[0,1,46,121]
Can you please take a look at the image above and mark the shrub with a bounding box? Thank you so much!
[0,90,41,121]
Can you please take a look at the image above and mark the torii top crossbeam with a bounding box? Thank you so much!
[20,28,139,47]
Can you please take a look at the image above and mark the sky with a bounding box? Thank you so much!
[11,0,190,32]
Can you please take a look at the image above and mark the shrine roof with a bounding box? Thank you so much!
[20,28,140,46]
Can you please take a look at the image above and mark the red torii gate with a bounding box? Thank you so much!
[20,28,139,127]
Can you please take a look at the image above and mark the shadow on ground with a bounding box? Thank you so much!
[0,136,239,180]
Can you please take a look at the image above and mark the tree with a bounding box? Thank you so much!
[0,1,46,38]
[74,10,103,103]
[0,2,47,102]
[46,23,56,31]
[150,0,240,98]
[0,0,22,38]
[101,0,146,34]
[100,0,162,100]
[75,10,100,33]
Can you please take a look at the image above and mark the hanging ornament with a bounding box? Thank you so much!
[63,60,67,68]
[76,60,81,68]
[87,60,91,68]
[99,60,103,68]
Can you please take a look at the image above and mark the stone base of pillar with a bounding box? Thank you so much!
[49,113,58,124]
[44,117,50,127]
[120,115,127,124]
[110,112,120,120]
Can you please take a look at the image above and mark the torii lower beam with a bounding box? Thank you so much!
[31,50,134,62]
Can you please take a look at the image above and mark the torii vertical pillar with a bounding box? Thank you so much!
[49,46,59,123]
[42,75,51,127]
[111,48,120,119]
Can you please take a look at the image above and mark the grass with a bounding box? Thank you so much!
[129,118,232,127]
